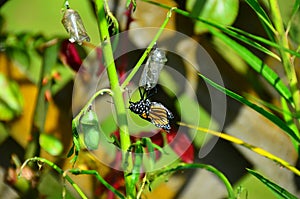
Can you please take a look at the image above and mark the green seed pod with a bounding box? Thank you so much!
[79,108,100,150]
[61,8,90,45]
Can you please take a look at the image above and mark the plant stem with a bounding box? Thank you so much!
[121,8,175,89]
[70,89,113,166]
[143,0,300,109]
[157,163,235,199]
[269,0,300,111]
[94,0,134,197]
[73,89,113,122]
[69,169,126,199]
[19,157,88,199]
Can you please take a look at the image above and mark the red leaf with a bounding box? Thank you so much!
[167,131,194,163]
[124,2,135,30]
[59,40,82,72]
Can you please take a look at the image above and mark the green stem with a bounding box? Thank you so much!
[19,157,88,199]
[156,163,235,199]
[121,8,175,89]
[71,89,113,167]
[73,89,113,122]
[142,0,299,106]
[269,0,300,111]
[94,0,133,197]
[69,169,126,199]
[142,0,300,59]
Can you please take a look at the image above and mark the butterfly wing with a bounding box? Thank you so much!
[149,102,173,131]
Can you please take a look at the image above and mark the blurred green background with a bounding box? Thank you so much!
[1,0,100,44]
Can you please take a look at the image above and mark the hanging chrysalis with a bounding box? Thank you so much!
[79,106,100,150]
[139,47,167,90]
[61,8,90,45]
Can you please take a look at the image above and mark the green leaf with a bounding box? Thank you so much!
[142,2,300,58]
[70,120,80,166]
[212,36,250,74]
[279,0,300,44]
[0,102,15,121]
[208,27,295,108]
[247,169,298,199]
[281,98,300,150]
[226,25,300,59]
[244,93,300,119]
[132,144,143,185]
[142,137,156,170]
[40,133,64,156]
[5,34,45,84]
[199,73,300,145]
[288,7,300,44]
[33,43,59,131]
[244,0,276,40]
[0,74,23,121]
[186,0,239,34]
[219,26,281,61]
[67,143,75,158]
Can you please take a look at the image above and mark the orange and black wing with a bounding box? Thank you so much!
[148,102,173,131]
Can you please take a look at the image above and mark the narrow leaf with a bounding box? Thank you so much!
[142,1,300,58]
[142,137,156,169]
[132,144,143,185]
[244,0,276,40]
[34,44,59,131]
[178,122,300,176]
[247,169,298,199]
[198,73,300,144]
[281,98,300,151]
[208,27,295,108]
[227,26,300,58]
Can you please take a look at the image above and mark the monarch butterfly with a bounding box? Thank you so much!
[129,88,173,131]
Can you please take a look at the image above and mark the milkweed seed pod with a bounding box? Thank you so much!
[61,8,90,45]
[139,48,167,90]
[79,108,100,150]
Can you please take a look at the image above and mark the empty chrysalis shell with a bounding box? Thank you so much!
[61,8,90,45]
[139,48,167,90]
[79,108,100,150]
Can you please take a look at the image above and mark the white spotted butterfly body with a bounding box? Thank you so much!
[129,90,174,131]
